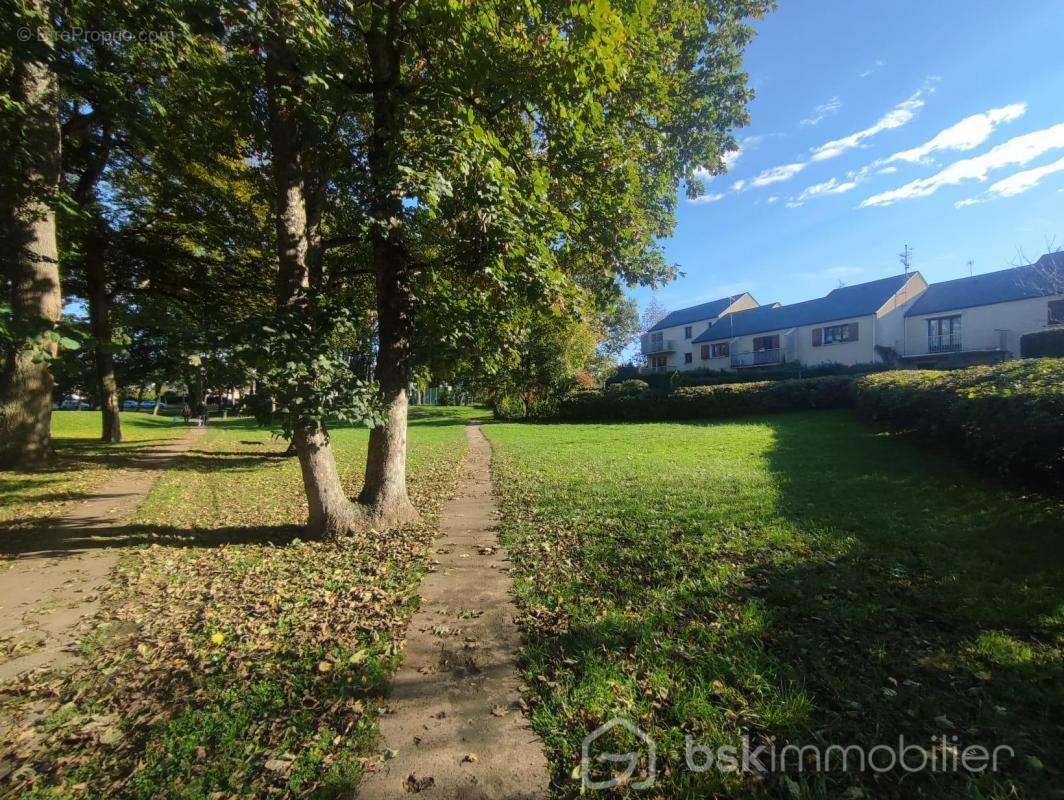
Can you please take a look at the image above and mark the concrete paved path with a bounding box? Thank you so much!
[0,426,206,683]
[359,426,549,800]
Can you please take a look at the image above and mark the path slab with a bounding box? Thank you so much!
[359,425,548,800]
[0,426,206,683]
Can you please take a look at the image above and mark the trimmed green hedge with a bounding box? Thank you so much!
[607,362,887,392]
[557,375,854,422]
[1020,328,1064,357]
[853,359,1064,485]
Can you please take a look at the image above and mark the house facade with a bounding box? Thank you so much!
[641,253,1062,374]
[639,293,758,372]
[690,273,927,370]
[900,255,1064,363]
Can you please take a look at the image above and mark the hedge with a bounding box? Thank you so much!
[557,375,855,422]
[853,359,1064,486]
[1020,328,1064,357]
[607,362,887,393]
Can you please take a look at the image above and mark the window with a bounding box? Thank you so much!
[711,342,730,358]
[684,325,693,339]
[752,335,779,352]
[928,316,961,352]
[684,352,693,364]
[1050,299,1064,325]
[816,322,858,345]
[700,344,710,360]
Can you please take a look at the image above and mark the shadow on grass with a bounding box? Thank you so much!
[0,520,303,558]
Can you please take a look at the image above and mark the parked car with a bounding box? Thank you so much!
[122,399,139,410]
[139,400,157,409]
[60,397,91,411]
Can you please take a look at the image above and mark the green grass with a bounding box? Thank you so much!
[5,406,486,799]
[1,410,189,529]
[485,411,1064,799]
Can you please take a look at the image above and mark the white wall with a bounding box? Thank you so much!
[796,316,876,366]
[903,294,1064,356]
[643,293,759,371]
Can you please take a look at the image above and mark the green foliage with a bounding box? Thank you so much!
[1020,328,1064,357]
[854,359,1064,486]
[235,302,385,437]
[610,362,888,392]
[0,304,85,363]
[487,311,600,420]
[558,375,854,421]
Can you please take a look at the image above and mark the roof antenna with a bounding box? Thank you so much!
[899,244,912,276]
[967,258,974,277]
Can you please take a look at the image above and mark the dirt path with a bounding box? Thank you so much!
[0,426,206,683]
[359,425,549,800]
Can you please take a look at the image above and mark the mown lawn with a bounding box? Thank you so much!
[2,406,485,799]
[486,411,1063,799]
[0,411,189,530]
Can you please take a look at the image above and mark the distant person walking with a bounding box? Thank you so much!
[196,401,208,427]
[181,402,192,425]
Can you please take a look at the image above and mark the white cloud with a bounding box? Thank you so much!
[858,59,885,79]
[811,89,930,162]
[878,166,898,175]
[862,122,1064,207]
[886,103,1026,164]
[954,154,1064,207]
[786,177,859,208]
[688,192,725,204]
[766,196,779,204]
[744,162,806,188]
[801,96,842,127]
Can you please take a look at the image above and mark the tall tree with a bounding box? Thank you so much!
[209,0,768,535]
[0,0,64,465]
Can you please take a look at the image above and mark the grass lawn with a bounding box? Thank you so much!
[0,411,190,530]
[3,406,485,799]
[485,410,1064,799]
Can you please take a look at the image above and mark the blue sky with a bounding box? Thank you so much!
[634,0,1064,325]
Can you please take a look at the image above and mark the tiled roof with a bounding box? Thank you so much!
[694,273,914,342]
[905,255,1064,317]
[646,294,749,333]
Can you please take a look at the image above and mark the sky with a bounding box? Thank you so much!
[634,0,1064,327]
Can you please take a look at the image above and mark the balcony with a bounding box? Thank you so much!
[640,336,677,355]
[928,334,962,354]
[731,348,784,368]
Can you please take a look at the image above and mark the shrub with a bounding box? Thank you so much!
[1021,328,1064,358]
[557,375,854,422]
[853,359,1064,486]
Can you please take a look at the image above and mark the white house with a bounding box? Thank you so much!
[639,293,758,372]
[690,272,928,370]
[900,254,1064,364]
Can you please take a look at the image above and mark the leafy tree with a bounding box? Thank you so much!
[212,0,768,535]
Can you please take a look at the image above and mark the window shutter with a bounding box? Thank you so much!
[812,328,822,347]
[701,344,709,360]
[848,322,859,341]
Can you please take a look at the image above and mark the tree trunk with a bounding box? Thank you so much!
[0,6,63,467]
[152,382,163,415]
[358,17,419,527]
[84,229,122,442]
[265,22,364,537]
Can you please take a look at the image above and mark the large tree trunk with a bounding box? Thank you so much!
[358,13,419,526]
[0,6,62,467]
[265,22,364,537]
[357,246,418,526]
[84,228,122,442]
